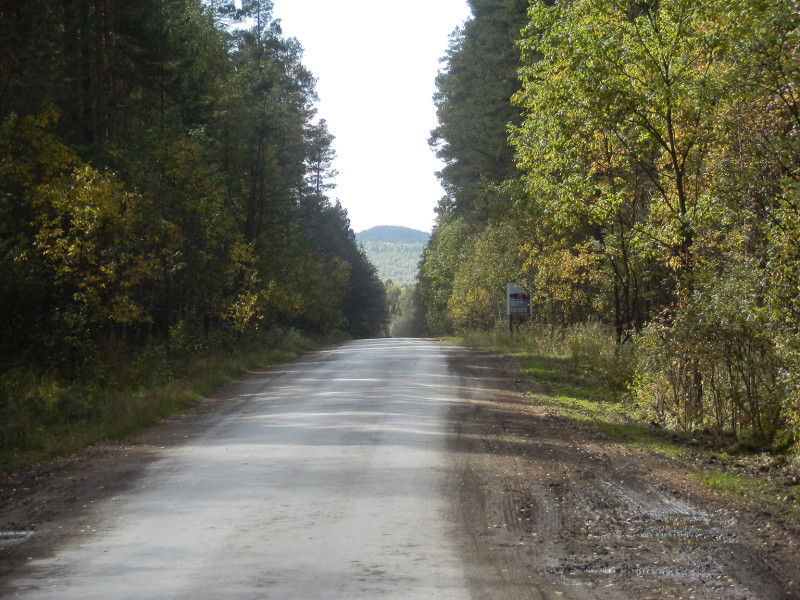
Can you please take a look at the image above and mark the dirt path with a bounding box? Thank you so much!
[446,348,800,599]
[1,343,799,598]
[2,340,472,599]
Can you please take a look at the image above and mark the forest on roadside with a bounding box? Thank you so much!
[418,0,800,453]
[0,0,387,464]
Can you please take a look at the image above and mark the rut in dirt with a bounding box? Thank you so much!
[446,348,800,600]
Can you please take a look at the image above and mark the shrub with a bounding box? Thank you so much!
[631,261,790,449]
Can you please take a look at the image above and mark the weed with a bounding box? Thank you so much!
[446,327,800,506]
[0,331,347,476]
[697,470,768,496]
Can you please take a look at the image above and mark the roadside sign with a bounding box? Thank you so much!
[506,283,530,316]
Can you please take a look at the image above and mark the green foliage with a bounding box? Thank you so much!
[417,0,800,454]
[0,0,386,354]
[0,330,339,476]
[632,259,788,444]
[0,0,388,467]
[358,241,426,287]
[513,0,734,325]
[417,217,472,334]
[511,0,800,453]
[448,223,523,331]
[430,0,529,223]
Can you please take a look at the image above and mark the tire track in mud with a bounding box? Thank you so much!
[447,347,800,599]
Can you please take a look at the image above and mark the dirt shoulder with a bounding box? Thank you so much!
[446,347,800,599]
[0,373,260,587]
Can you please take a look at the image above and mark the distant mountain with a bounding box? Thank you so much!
[356,226,430,286]
[357,226,430,245]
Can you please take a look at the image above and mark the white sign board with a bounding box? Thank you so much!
[506,283,531,316]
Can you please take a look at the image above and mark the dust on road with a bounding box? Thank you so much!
[2,340,470,599]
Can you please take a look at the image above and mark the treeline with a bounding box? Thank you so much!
[418,0,800,451]
[0,0,387,385]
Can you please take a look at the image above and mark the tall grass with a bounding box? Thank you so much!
[0,330,346,476]
[449,323,668,449]
[454,321,633,389]
[448,325,800,507]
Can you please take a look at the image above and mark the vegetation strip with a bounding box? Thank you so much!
[0,332,345,477]
[417,0,800,457]
[450,331,800,513]
[1,3,390,475]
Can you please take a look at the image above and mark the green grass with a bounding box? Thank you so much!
[520,353,684,457]
[0,331,347,477]
[450,329,800,491]
[697,470,770,496]
[696,469,800,515]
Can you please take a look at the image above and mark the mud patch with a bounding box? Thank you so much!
[446,347,800,599]
[0,531,34,542]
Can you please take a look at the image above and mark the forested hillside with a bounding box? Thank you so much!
[0,0,387,460]
[357,226,429,286]
[358,226,430,245]
[418,0,800,452]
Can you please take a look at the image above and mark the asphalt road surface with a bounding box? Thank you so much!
[6,339,473,599]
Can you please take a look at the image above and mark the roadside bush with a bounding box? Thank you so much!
[632,321,701,433]
[566,321,614,371]
[449,288,497,332]
[0,329,334,475]
[631,262,789,449]
[773,342,800,452]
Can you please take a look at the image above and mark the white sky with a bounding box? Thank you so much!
[271,0,472,234]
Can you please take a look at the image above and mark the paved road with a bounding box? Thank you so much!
[7,339,472,599]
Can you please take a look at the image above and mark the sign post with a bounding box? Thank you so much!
[506,283,530,334]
